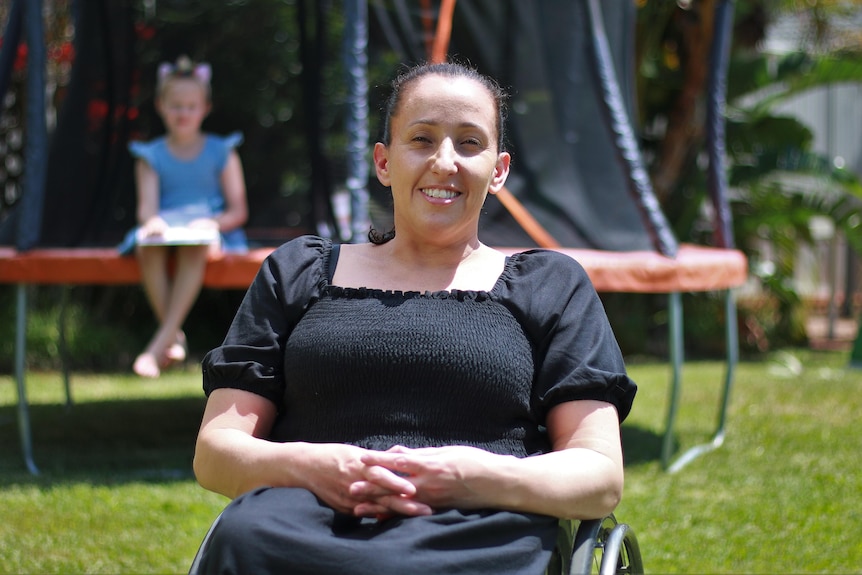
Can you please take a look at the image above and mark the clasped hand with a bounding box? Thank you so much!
[317,444,502,519]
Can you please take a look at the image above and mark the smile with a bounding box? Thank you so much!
[422,188,460,199]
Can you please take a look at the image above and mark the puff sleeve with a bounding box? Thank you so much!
[497,250,636,423]
[128,139,161,169]
[221,131,243,151]
[202,235,331,406]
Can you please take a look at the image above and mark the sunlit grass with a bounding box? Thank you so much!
[618,349,861,573]
[1,349,859,573]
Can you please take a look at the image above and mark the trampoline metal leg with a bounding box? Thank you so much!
[58,286,73,409]
[663,289,739,473]
[660,291,683,470]
[15,284,40,475]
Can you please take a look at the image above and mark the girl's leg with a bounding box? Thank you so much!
[163,241,222,362]
[138,244,209,377]
[135,245,188,363]
[134,245,172,377]
[160,244,209,362]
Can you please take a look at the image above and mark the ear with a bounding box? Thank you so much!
[487,151,511,195]
[373,142,391,187]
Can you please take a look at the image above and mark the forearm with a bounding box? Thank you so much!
[359,443,624,520]
[193,430,313,499]
[134,160,160,224]
[361,403,625,519]
[217,153,247,232]
[480,448,623,520]
[213,206,247,233]
[137,208,160,225]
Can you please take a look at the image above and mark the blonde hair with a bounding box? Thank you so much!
[156,55,212,100]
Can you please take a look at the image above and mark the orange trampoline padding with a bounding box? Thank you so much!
[0,247,273,289]
[498,244,748,293]
[1,244,747,294]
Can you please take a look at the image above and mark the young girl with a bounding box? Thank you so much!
[119,55,249,379]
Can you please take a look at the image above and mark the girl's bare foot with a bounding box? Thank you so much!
[165,331,188,363]
[133,352,161,378]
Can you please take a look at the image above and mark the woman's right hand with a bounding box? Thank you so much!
[293,443,431,517]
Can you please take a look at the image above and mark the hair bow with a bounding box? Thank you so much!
[157,56,211,84]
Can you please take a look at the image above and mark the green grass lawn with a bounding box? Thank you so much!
[1,349,860,573]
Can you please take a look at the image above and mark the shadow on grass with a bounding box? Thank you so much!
[621,425,665,466]
[0,396,207,486]
[2,398,667,484]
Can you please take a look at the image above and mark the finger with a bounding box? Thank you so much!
[353,497,433,519]
[385,445,444,456]
[352,501,390,518]
[354,468,416,496]
[380,495,434,517]
[360,453,416,476]
[348,480,390,499]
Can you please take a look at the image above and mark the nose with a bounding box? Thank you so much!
[430,139,457,174]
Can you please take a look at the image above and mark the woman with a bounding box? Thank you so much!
[192,61,636,574]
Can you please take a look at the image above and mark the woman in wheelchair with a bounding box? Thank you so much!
[192,60,637,574]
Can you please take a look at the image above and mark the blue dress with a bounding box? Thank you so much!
[118,132,248,255]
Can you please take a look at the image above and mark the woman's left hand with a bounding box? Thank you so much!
[350,445,506,517]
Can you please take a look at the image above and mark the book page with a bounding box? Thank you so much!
[136,226,219,246]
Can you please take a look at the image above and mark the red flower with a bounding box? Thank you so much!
[50,41,75,64]
[88,99,109,121]
[14,44,27,72]
[134,22,156,41]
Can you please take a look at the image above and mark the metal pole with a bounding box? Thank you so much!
[15,284,40,475]
[661,292,683,469]
[18,0,48,250]
[343,0,370,242]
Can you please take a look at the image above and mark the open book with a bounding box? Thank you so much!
[136,226,219,246]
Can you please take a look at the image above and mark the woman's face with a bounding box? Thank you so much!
[156,78,210,139]
[374,74,510,244]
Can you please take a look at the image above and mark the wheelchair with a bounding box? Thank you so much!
[188,510,643,575]
[550,515,644,575]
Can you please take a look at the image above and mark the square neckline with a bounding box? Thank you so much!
[324,242,514,298]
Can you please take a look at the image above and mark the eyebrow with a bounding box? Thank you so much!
[408,118,489,133]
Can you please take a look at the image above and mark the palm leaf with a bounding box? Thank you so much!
[732,51,862,115]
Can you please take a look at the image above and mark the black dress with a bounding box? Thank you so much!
[198,235,636,574]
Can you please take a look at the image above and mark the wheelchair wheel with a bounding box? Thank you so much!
[568,514,644,575]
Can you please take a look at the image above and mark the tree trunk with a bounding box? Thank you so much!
[651,0,716,203]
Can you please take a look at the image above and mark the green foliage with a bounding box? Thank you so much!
[724,48,862,348]
[130,0,348,234]
[0,285,242,373]
[0,286,143,372]
[741,51,862,114]
[634,1,862,351]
